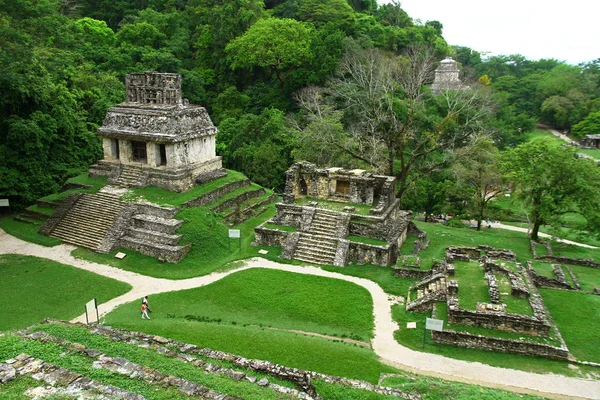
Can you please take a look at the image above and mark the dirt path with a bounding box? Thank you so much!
[1,228,599,399]
[491,222,598,249]
[547,127,579,145]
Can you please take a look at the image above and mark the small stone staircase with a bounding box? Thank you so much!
[406,274,449,312]
[112,164,146,187]
[49,193,125,251]
[309,210,339,236]
[294,233,338,265]
[292,210,347,265]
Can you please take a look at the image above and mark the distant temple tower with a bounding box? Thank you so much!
[89,72,225,192]
[431,57,466,93]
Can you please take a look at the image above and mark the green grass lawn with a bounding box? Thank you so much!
[102,316,396,383]
[452,261,489,310]
[578,148,600,160]
[105,268,374,342]
[567,264,600,292]
[0,254,131,331]
[0,216,61,247]
[38,175,108,203]
[540,289,600,363]
[530,261,554,278]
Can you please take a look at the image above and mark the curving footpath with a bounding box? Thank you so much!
[1,228,599,399]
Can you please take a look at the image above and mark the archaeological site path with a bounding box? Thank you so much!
[1,228,599,400]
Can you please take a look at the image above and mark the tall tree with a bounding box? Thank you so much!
[452,136,503,230]
[502,139,600,240]
[226,18,314,88]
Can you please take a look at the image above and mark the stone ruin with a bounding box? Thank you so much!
[404,245,569,359]
[89,72,225,192]
[41,72,227,263]
[431,57,468,93]
[254,162,411,267]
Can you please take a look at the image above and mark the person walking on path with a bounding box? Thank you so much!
[142,295,151,312]
[141,303,150,319]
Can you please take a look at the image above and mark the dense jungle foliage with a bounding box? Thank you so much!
[1,0,599,211]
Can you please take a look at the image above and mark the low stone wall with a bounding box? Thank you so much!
[120,237,190,263]
[430,329,569,360]
[212,188,265,213]
[253,225,290,247]
[59,182,92,192]
[347,241,394,267]
[195,168,227,184]
[39,193,82,235]
[134,202,179,219]
[536,255,600,268]
[446,302,550,335]
[393,267,432,280]
[224,193,278,224]
[271,203,303,228]
[183,179,249,207]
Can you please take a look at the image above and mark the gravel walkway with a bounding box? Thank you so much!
[1,228,599,399]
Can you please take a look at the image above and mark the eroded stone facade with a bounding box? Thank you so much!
[89,72,225,192]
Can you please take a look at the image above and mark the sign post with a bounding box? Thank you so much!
[84,298,99,324]
[228,229,241,251]
[0,199,10,214]
[423,318,444,348]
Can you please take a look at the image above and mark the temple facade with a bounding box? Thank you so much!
[431,57,466,93]
[89,72,225,192]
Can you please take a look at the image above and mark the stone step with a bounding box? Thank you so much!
[296,240,337,251]
[297,234,337,244]
[120,236,187,263]
[126,227,181,246]
[294,253,335,265]
[295,243,337,255]
[132,214,183,234]
[309,227,337,236]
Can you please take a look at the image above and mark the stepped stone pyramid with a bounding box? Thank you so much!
[255,162,411,267]
[40,72,230,262]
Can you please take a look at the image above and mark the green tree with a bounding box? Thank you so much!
[226,18,314,88]
[571,110,600,139]
[502,139,600,240]
[452,136,503,230]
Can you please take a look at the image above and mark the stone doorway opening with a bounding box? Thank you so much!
[132,141,147,163]
[299,179,308,195]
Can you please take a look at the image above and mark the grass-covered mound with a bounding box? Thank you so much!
[105,268,373,342]
[0,254,131,331]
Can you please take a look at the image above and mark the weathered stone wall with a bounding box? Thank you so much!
[536,255,600,268]
[120,237,190,263]
[347,242,394,266]
[224,193,278,224]
[394,267,433,279]
[254,225,290,247]
[39,193,82,235]
[271,203,304,228]
[333,239,350,267]
[431,329,568,360]
[212,188,265,213]
[281,232,300,260]
[446,302,550,335]
[183,179,249,207]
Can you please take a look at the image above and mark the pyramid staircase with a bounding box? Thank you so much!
[49,193,125,251]
[111,164,146,187]
[293,210,346,265]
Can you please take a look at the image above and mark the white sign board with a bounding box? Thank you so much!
[85,298,98,324]
[0,199,9,207]
[425,318,444,331]
[228,229,241,239]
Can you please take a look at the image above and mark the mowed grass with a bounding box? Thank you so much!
[0,254,131,331]
[99,317,396,383]
[567,264,600,292]
[0,216,61,247]
[452,261,489,310]
[105,269,374,341]
[541,289,600,363]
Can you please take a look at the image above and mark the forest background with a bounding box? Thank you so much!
[1,0,599,227]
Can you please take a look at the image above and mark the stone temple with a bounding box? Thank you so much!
[255,162,411,267]
[41,72,226,262]
[431,57,466,93]
[89,72,225,191]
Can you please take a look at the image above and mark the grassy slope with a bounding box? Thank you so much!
[104,269,374,341]
[541,289,600,363]
[0,216,61,247]
[0,254,131,331]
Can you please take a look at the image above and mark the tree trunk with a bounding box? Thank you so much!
[531,219,542,240]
